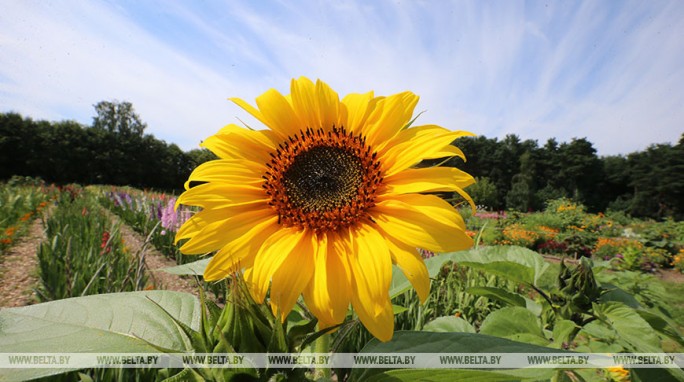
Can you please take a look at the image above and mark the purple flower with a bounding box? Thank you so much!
[160,197,178,231]
[418,248,435,259]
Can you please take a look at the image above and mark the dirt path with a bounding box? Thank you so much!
[657,268,684,283]
[0,207,202,309]
[112,218,199,295]
[0,217,46,307]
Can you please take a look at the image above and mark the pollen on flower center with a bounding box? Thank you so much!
[262,126,383,233]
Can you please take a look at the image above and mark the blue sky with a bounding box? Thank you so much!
[2,0,683,156]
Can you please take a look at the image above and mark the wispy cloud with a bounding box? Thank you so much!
[1,0,682,155]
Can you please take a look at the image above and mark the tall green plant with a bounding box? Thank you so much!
[37,190,146,300]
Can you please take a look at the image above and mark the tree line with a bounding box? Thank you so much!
[445,134,684,219]
[0,102,215,191]
[1,101,682,219]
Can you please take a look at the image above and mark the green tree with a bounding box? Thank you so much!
[506,174,531,211]
[628,139,684,219]
[557,138,603,210]
[466,177,498,209]
[92,100,146,137]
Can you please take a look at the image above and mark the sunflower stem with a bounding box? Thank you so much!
[313,332,331,379]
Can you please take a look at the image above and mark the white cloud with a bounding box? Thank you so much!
[1,0,683,155]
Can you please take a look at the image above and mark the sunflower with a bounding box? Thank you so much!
[176,77,475,341]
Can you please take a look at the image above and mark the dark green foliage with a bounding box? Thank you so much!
[0,106,216,191]
[449,133,684,219]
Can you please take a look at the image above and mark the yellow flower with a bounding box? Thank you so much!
[606,365,630,382]
[176,77,475,341]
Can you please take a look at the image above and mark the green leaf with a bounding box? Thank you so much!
[580,320,617,341]
[465,286,526,308]
[592,302,662,353]
[636,309,684,347]
[589,304,684,380]
[392,304,408,315]
[423,316,476,333]
[598,283,641,309]
[0,291,200,382]
[351,331,564,382]
[550,319,578,349]
[162,257,210,276]
[479,307,547,344]
[390,245,549,299]
[439,246,550,286]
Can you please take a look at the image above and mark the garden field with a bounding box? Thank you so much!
[1,178,683,382]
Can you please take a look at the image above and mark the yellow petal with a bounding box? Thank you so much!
[350,287,394,342]
[384,193,468,231]
[203,215,280,281]
[373,194,473,253]
[201,124,278,163]
[250,227,309,303]
[423,144,467,162]
[382,232,430,303]
[184,159,265,190]
[352,292,394,341]
[363,92,419,149]
[348,224,392,317]
[176,182,267,209]
[175,202,265,243]
[303,232,352,328]
[255,88,302,139]
[315,79,341,130]
[180,207,274,254]
[270,232,316,322]
[341,91,380,134]
[290,77,319,129]
[229,96,270,128]
[379,125,474,177]
[384,167,475,195]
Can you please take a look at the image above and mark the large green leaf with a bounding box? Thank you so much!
[351,331,563,381]
[550,319,578,349]
[162,258,211,276]
[592,302,662,353]
[636,309,684,347]
[598,283,641,309]
[390,246,548,299]
[479,307,547,344]
[592,302,684,382]
[423,316,476,333]
[0,291,200,382]
[439,246,549,286]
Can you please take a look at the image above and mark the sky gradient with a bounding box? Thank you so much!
[2,0,683,156]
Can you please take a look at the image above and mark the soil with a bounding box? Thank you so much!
[657,268,684,284]
[0,208,203,309]
[105,211,200,295]
[0,216,45,307]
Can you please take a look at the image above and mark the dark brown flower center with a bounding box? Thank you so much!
[262,126,382,233]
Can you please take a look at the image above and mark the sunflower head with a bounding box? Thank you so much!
[176,77,475,341]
